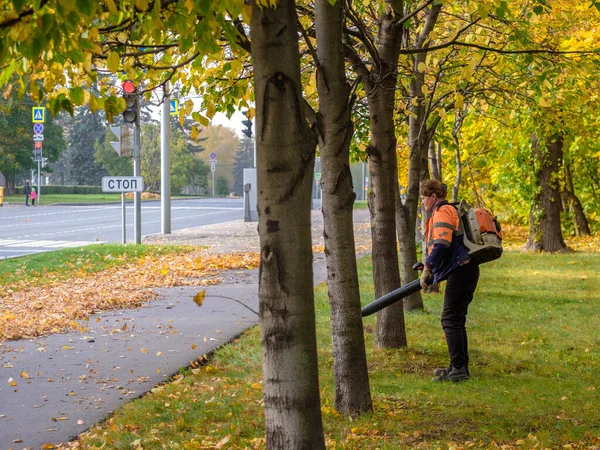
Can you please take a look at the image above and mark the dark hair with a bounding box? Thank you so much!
[419,179,447,198]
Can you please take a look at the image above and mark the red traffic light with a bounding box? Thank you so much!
[122,80,136,94]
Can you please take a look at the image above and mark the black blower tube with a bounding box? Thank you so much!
[361,275,432,317]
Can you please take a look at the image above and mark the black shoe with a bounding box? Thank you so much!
[433,366,470,377]
[433,366,451,377]
[432,366,470,382]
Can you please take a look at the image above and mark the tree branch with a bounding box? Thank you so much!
[393,0,435,29]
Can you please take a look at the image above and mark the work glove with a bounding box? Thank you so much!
[420,268,432,290]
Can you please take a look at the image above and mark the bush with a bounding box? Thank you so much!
[16,185,104,195]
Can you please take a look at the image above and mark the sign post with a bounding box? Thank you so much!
[169,99,179,116]
[209,152,217,198]
[102,177,144,244]
[32,110,45,204]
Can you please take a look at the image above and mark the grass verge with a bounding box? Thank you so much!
[0,245,261,340]
[2,193,198,205]
[66,251,600,449]
[3,194,123,204]
[0,244,194,288]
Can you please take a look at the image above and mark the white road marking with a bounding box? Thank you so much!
[0,239,105,248]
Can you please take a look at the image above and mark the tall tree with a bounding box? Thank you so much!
[64,108,108,185]
[526,133,568,252]
[0,97,65,191]
[315,0,372,414]
[251,0,325,447]
[396,2,441,312]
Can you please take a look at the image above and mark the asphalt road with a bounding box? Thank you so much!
[0,198,244,259]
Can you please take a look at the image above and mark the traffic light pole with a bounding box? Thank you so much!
[133,120,142,244]
[37,160,41,204]
[161,83,171,234]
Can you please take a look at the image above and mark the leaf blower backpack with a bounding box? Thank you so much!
[453,200,503,264]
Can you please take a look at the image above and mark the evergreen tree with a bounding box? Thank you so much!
[232,136,254,195]
[63,107,109,185]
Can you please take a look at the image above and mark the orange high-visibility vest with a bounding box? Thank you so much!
[425,203,459,256]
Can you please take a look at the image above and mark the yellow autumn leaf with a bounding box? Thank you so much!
[438,108,447,120]
[190,125,200,141]
[20,370,29,379]
[135,0,149,11]
[242,4,252,23]
[195,114,209,127]
[105,0,118,14]
[107,51,120,73]
[305,71,317,97]
[193,290,206,306]
[417,62,427,73]
[206,102,216,119]
[421,84,429,96]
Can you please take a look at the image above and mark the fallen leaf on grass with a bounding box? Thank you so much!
[216,435,231,449]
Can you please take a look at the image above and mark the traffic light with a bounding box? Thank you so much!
[241,119,253,138]
[122,80,139,124]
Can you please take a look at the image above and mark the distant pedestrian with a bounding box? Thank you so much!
[30,188,37,206]
[24,179,31,206]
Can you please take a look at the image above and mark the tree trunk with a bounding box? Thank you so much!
[365,6,407,348]
[250,1,325,447]
[395,190,422,308]
[563,162,590,236]
[428,139,440,181]
[451,110,466,203]
[315,0,372,415]
[398,4,441,312]
[525,133,568,253]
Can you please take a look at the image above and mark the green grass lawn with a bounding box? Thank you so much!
[2,193,122,204]
[1,193,199,205]
[70,250,600,449]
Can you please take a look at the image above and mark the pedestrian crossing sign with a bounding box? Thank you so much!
[32,107,45,123]
[169,99,179,116]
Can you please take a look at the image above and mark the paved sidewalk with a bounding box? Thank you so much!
[0,209,371,450]
[143,209,372,253]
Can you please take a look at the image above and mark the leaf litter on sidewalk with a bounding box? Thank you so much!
[0,248,259,341]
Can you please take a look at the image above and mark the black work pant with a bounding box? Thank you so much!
[441,261,480,369]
